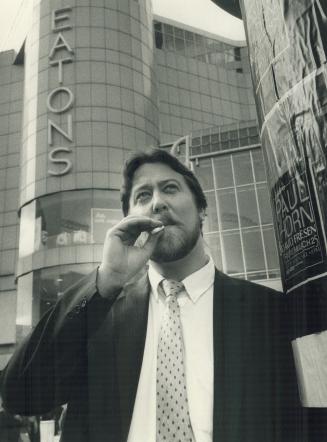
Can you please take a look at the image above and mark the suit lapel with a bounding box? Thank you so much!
[212,269,224,442]
[113,273,150,441]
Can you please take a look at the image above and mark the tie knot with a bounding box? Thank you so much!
[161,279,184,298]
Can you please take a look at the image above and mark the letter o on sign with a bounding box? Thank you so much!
[47,87,74,113]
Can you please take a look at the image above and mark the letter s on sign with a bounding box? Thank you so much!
[48,147,72,176]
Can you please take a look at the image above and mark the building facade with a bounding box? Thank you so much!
[0,0,278,368]
[190,124,280,284]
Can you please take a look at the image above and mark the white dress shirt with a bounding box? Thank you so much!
[127,257,215,442]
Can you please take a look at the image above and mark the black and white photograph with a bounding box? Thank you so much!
[0,1,327,441]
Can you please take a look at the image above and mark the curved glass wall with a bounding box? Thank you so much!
[19,189,122,258]
[154,21,242,68]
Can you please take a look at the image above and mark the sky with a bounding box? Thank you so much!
[0,0,32,52]
[0,0,245,52]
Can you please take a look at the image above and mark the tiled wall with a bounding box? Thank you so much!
[20,0,159,206]
[0,50,24,364]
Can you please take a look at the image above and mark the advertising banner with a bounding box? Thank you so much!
[240,0,327,293]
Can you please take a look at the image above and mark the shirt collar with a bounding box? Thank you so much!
[148,256,215,304]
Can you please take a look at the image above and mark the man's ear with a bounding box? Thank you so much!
[199,209,206,223]
[199,209,206,235]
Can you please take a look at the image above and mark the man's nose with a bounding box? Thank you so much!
[152,191,168,213]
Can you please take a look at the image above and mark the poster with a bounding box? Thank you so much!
[241,0,327,292]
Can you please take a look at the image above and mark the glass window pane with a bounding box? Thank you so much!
[217,188,238,230]
[91,190,122,243]
[93,189,121,209]
[91,208,123,243]
[61,192,93,236]
[21,190,121,252]
[164,24,173,35]
[249,126,259,136]
[237,185,259,227]
[185,30,193,40]
[194,159,214,190]
[242,229,265,273]
[155,31,163,49]
[202,144,211,154]
[250,134,260,144]
[185,39,196,57]
[256,183,273,225]
[222,231,244,274]
[247,271,268,281]
[221,131,229,142]
[192,137,201,147]
[268,269,281,279]
[230,130,238,140]
[252,149,267,182]
[213,156,234,188]
[174,27,184,39]
[203,191,218,233]
[204,233,222,269]
[233,151,253,185]
[174,37,185,54]
[39,191,92,248]
[230,139,239,148]
[263,227,280,270]
[164,34,175,51]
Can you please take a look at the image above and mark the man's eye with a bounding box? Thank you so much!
[164,184,178,193]
[136,191,151,202]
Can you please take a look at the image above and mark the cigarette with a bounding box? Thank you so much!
[151,225,165,234]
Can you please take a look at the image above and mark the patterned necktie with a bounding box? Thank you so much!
[156,279,194,442]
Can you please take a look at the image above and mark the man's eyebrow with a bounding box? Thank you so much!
[132,178,181,193]
[131,183,152,194]
[158,178,181,187]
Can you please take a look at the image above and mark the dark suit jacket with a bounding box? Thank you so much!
[1,268,326,441]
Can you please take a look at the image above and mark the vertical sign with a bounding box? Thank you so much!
[47,6,74,176]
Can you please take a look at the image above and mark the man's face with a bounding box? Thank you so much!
[128,162,203,262]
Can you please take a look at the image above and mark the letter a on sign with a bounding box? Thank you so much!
[49,33,73,59]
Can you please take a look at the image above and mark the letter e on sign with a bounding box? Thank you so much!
[52,7,72,32]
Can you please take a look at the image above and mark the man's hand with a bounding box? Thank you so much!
[97,215,164,298]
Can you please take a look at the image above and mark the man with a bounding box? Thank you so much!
[0,149,326,441]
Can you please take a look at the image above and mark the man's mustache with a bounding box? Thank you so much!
[154,214,177,226]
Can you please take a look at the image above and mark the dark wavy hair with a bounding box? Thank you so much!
[120,148,207,216]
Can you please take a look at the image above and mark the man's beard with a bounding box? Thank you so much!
[151,222,201,263]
